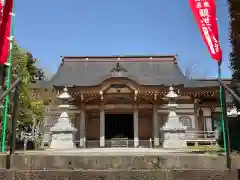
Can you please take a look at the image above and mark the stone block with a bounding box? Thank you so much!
[0,169,7,180]
[0,154,7,169]
[168,170,238,180]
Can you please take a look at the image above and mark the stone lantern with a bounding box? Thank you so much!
[227,106,240,118]
[49,87,77,149]
[161,86,187,149]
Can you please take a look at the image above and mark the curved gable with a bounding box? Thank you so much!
[49,55,188,87]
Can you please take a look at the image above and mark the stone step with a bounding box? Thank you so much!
[0,169,238,180]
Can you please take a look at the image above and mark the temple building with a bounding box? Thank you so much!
[34,55,230,148]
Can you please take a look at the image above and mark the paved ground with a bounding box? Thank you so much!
[11,148,220,156]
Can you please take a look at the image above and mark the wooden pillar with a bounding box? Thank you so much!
[80,109,86,148]
[100,104,105,147]
[198,109,204,131]
[133,104,139,147]
[152,104,159,147]
[193,99,200,130]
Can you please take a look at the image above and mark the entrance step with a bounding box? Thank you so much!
[2,151,240,170]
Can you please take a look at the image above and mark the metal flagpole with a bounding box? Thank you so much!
[218,63,227,152]
[0,0,6,151]
[1,1,15,152]
[218,62,231,169]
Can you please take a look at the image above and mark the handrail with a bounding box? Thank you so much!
[216,78,236,170]
[0,77,21,101]
[216,78,240,103]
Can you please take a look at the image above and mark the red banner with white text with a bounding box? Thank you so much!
[189,0,222,63]
[0,0,13,65]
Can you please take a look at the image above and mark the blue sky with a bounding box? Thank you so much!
[14,0,231,78]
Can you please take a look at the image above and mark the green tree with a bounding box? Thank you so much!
[0,41,45,133]
[13,42,45,127]
[229,0,240,102]
[219,0,240,151]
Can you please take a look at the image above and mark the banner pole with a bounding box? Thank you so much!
[218,62,231,169]
[218,62,227,152]
[1,2,15,152]
[0,1,5,93]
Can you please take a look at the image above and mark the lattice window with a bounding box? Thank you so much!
[179,116,192,128]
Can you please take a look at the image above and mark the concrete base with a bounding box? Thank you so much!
[5,149,240,170]
[0,150,240,180]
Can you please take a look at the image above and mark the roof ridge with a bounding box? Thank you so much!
[62,54,177,58]
[61,56,177,64]
[61,55,177,63]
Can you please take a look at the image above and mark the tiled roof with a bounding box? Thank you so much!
[34,55,231,88]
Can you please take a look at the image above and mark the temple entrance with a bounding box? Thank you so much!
[105,114,134,139]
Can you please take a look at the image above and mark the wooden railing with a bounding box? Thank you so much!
[184,130,217,146]
[73,130,218,149]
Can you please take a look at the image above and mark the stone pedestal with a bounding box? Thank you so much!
[49,112,77,149]
[162,111,187,149]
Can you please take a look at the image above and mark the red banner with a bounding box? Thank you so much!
[189,0,222,63]
[0,1,3,24]
[0,0,13,65]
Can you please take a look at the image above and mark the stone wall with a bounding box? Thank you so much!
[0,154,240,180]
[8,154,240,170]
[0,154,7,169]
[0,154,240,179]
[0,169,238,180]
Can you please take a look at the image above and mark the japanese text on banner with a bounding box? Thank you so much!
[189,0,222,62]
